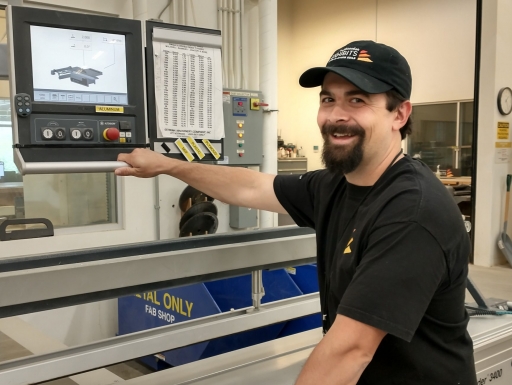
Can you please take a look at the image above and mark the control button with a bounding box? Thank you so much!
[24,96,29,101]
[127,138,132,143]
[83,128,94,140]
[16,96,22,101]
[120,138,126,143]
[18,108,23,113]
[119,121,131,131]
[238,102,243,106]
[239,153,244,157]
[25,108,30,113]
[103,127,120,141]
[238,133,243,138]
[17,102,22,106]
[24,102,30,106]
[42,128,54,140]
[54,128,66,140]
[238,123,243,128]
[70,129,82,140]
[238,143,243,148]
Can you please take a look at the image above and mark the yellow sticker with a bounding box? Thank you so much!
[186,137,206,159]
[175,139,195,162]
[496,142,512,148]
[202,139,221,160]
[95,105,124,113]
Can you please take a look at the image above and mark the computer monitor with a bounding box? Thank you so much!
[30,26,128,106]
[8,6,147,174]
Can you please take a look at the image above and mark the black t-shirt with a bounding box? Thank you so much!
[274,156,477,385]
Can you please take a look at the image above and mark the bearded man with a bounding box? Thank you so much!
[115,40,477,385]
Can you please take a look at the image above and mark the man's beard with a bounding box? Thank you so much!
[321,123,366,175]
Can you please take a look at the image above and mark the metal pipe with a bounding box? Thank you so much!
[251,269,265,309]
[132,0,148,21]
[181,0,186,24]
[228,0,235,87]
[259,0,278,228]
[222,0,229,87]
[172,0,179,23]
[234,0,242,89]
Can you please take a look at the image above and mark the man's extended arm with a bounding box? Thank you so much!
[116,148,287,214]
[295,315,386,385]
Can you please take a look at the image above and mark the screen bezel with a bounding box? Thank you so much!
[11,6,146,147]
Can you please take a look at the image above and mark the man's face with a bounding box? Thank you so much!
[317,72,398,175]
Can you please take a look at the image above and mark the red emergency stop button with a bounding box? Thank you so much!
[103,127,120,141]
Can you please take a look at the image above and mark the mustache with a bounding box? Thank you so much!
[321,123,365,137]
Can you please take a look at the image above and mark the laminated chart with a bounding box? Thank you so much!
[153,42,224,140]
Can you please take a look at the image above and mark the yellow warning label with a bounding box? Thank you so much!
[496,142,512,148]
[96,106,124,113]
[498,129,510,140]
[186,137,206,159]
[498,122,510,140]
[175,139,195,162]
[202,139,221,160]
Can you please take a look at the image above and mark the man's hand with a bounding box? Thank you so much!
[115,148,173,178]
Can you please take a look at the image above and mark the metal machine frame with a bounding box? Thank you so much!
[1,227,512,383]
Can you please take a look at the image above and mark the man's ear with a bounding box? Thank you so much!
[392,100,412,132]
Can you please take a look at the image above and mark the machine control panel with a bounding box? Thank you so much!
[32,117,135,144]
[222,89,263,165]
[8,6,147,174]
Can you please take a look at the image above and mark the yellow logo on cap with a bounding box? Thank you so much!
[357,50,373,63]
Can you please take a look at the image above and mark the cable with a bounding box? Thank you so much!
[158,0,172,20]
[466,305,512,316]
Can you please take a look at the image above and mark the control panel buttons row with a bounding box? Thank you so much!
[42,127,94,141]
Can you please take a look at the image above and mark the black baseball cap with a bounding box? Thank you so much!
[299,40,412,99]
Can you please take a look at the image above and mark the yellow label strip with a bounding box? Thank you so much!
[186,137,206,159]
[95,105,124,113]
[202,139,221,160]
[175,139,195,162]
[496,142,512,148]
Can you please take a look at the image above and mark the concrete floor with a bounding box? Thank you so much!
[467,264,512,302]
[0,264,511,384]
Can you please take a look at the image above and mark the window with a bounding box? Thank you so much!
[0,7,118,229]
[408,101,473,177]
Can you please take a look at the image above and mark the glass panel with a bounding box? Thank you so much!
[459,102,473,177]
[409,103,457,172]
[0,5,118,227]
[460,102,474,146]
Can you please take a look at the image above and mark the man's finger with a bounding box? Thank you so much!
[117,153,130,163]
[115,166,135,176]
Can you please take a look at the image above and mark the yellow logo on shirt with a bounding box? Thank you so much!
[344,238,354,254]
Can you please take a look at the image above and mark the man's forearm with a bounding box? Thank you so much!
[295,339,370,385]
[166,159,278,209]
[116,149,286,213]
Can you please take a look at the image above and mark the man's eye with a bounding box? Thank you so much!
[321,97,334,103]
[350,98,364,103]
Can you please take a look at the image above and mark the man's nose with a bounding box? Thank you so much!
[328,103,350,123]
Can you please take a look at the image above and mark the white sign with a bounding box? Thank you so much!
[153,42,224,140]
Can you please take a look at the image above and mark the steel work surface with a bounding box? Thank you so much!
[124,317,512,385]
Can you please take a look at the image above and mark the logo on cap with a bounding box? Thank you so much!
[357,50,372,63]
[328,47,373,64]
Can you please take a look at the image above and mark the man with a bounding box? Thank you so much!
[115,40,477,384]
